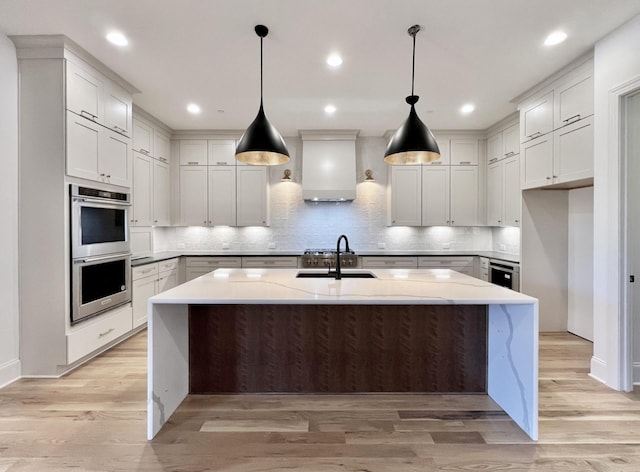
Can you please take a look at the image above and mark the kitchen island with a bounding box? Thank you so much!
[147,268,538,440]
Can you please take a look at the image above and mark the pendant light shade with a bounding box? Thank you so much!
[236,25,290,165]
[384,25,440,165]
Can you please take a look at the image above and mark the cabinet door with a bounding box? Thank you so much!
[502,124,520,157]
[179,140,208,166]
[487,133,503,165]
[426,138,450,165]
[236,166,268,226]
[450,166,478,226]
[104,82,132,137]
[450,139,478,165]
[157,269,178,293]
[132,119,153,155]
[522,135,553,189]
[421,166,450,226]
[101,128,131,187]
[521,91,553,141]
[208,166,237,226]
[503,155,521,227]
[153,159,171,226]
[389,166,421,226]
[553,115,594,184]
[179,166,208,226]
[555,74,593,127]
[132,274,157,328]
[486,161,504,226]
[154,131,171,164]
[66,61,103,122]
[208,140,237,165]
[66,111,100,182]
[132,151,153,226]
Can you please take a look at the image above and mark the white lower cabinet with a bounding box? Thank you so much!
[361,256,418,268]
[418,256,475,276]
[478,257,489,281]
[185,256,242,281]
[132,259,179,328]
[67,303,133,364]
[241,256,298,268]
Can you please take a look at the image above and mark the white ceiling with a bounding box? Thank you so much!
[1,0,640,136]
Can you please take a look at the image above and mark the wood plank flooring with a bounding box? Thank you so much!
[0,331,639,471]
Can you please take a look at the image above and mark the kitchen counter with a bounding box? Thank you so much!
[147,268,538,441]
[131,250,519,267]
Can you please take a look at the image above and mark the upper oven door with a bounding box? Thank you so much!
[71,194,130,258]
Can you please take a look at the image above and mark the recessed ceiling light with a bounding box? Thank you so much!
[324,104,337,114]
[326,53,343,67]
[106,31,128,47]
[187,103,201,114]
[461,103,475,114]
[544,31,567,46]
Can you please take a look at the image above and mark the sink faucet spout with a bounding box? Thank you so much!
[335,234,350,280]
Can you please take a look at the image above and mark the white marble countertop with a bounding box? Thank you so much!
[150,268,536,306]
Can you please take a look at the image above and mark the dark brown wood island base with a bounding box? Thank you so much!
[189,304,487,394]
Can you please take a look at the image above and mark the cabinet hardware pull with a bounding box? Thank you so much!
[459,161,471,165]
[106,175,111,179]
[504,151,515,157]
[216,162,227,165]
[80,110,98,121]
[188,161,199,165]
[563,114,581,123]
[431,161,442,165]
[489,158,498,163]
[515,219,519,223]
[140,149,150,155]
[546,176,551,180]
[552,175,558,178]
[154,220,158,223]
[141,268,154,274]
[98,328,115,338]
[159,157,167,162]
[100,173,105,177]
[528,131,542,139]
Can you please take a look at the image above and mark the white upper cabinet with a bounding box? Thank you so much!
[180,140,208,166]
[486,161,503,226]
[389,166,422,226]
[502,124,520,158]
[179,166,209,226]
[450,139,478,165]
[487,132,503,165]
[132,152,154,227]
[553,116,594,185]
[132,119,154,155]
[425,137,450,166]
[153,159,171,226]
[521,91,554,142]
[100,128,131,187]
[236,166,268,226]
[153,130,171,163]
[450,166,478,226]
[421,166,450,226]
[209,166,237,226]
[503,155,521,227]
[522,134,554,189]
[104,82,132,137]
[66,110,100,181]
[66,60,103,122]
[554,72,594,127]
[208,140,236,166]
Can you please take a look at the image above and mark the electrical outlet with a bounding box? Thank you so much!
[222,242,230,249]
[268,242,276,249]
[177,242,186,249]
[377,242,386,249]
[500,244,506,251]
[442,242,450,249]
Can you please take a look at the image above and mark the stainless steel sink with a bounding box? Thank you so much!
[296,271,376,279]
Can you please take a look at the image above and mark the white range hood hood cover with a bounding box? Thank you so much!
[300,130,359,201]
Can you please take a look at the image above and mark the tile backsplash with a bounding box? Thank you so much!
[153,136,509,253]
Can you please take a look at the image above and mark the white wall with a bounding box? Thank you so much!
[154,137,493,252]
[0,32,20,387]
[593,14,640,389]
[567,187,594,341]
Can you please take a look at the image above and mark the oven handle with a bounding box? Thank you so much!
[72,197,131,206]
[74,253,131,264]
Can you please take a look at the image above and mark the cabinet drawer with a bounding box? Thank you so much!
[361,256,418,268]
[418,256,474,267]
[241,256,298,268]
[67,304,132,364]
[479,257,489,269]
[132,263,158,280]
[158,258,179,272]
[186,256,242,268]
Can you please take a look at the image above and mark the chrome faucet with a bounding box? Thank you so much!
[335,234,350,280]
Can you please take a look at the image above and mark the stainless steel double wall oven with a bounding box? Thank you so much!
[70,185,132,324]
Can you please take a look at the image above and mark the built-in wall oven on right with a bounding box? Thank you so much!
[489,259,520,292]
[70,185,132,324]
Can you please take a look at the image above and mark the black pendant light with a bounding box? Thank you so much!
[236,24,290,166]
[384,25,440,165]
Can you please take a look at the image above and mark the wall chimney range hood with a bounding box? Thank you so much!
[300,130,359,201]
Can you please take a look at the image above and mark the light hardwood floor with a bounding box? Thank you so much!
[0,331,639,471]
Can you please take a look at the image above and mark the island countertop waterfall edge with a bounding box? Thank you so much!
[146,268,539,440]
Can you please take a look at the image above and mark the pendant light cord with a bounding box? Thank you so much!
[260,35,264,106]
[411,31,416,97]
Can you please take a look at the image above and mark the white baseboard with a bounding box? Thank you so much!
[0,358,21,389]
[589,355,608,385]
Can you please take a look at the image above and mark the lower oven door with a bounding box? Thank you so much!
[489,261,520,292]
[72,253,132,324]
